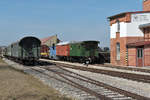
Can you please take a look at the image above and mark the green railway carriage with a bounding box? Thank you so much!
[69,41,99,63]
[5,36,41,63]
[70,41,99,57]
[5,45,12,57]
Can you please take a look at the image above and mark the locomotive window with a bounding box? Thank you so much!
[82,42,98,49]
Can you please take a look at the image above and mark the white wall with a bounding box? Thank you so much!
[110,23,117,38]
[120,22,127,37]
[110,13,150,39]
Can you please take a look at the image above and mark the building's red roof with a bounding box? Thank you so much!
[108,11,150,19]
[127,41,150,47]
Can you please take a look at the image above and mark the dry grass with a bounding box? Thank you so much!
[0,62,73,100]
[0,58,4,63]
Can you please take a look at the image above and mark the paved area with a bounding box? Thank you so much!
[0,59,72,100]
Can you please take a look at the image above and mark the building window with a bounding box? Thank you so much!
[137,48,143,58]
[116,43,120,60]
[143,28,146,33]
[116,20,120,32]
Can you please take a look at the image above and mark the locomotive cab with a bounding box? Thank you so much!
[81,41,100,63]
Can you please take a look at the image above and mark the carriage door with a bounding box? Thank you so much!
[137,48,143,67]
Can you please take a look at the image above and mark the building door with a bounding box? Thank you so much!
[137,48,143,67]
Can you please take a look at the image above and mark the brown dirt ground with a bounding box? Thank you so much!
[0,59,73,100]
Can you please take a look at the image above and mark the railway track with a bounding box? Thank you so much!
[41,59,150,73]
[29,62,149,100]
[49,62,150,84]
[95,64,150,73]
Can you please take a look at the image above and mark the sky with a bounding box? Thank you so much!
[0,0,143,47]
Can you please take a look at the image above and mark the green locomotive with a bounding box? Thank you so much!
[56,41,99,63]
[70,41,99,63]
[5,36,41,64]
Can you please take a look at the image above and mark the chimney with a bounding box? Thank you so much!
[143,0,150,11]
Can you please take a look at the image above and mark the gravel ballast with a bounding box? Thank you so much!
[64,67,150,98]
[4,59,96,100]
[4,58,150,99]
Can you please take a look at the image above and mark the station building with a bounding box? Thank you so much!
[40,35,60,47]
[108,0,150,67]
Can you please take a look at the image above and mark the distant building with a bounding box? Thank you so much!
[108,0,150,67]
[40,35,60,47]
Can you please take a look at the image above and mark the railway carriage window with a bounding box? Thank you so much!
[79,45,81,49]
[32,44,34,48]
[116,43,120,60]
